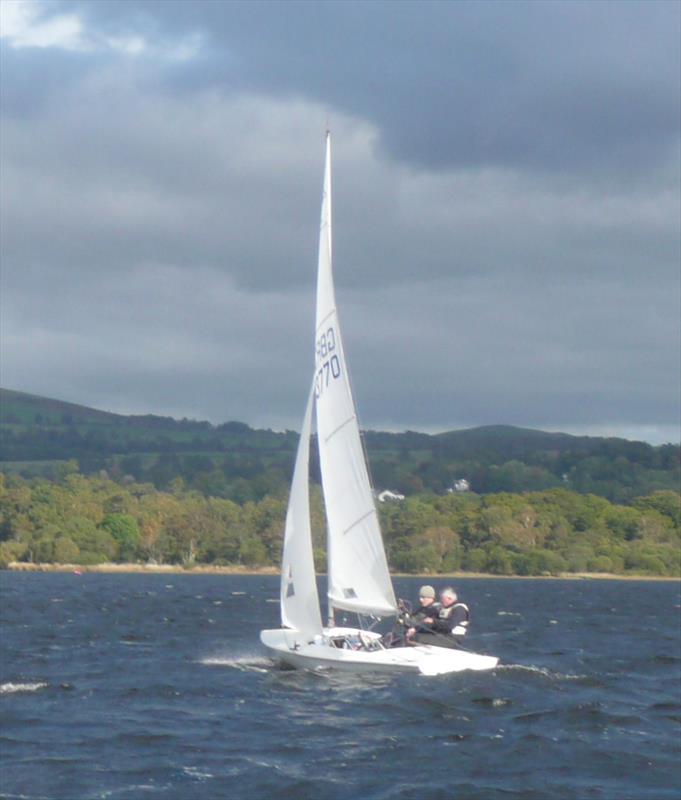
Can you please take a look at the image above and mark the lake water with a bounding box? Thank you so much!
[1,573,679,800]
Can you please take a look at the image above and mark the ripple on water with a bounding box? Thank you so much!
[472,696,512,707]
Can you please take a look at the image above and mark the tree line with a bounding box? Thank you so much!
[0,471,678,577]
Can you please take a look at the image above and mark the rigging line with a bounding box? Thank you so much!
[342,508,376,536]
[325,414,356,443]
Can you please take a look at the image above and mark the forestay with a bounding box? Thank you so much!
[280,382,323,635]
[314,133,397,619]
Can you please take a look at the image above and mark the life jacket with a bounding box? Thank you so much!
[438,602,470,637]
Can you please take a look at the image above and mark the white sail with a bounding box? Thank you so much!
[314,133,397,618]
[280,382,323,635]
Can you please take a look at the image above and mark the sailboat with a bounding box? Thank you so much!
[260,133,498,676]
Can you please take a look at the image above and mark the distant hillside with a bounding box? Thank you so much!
[368,424,657,463]
[1,388,678,503]
[0,388,122,426]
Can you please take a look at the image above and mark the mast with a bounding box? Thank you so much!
[322,130,334,629]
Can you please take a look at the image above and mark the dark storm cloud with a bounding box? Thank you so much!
[1,0,679,443]
[52,0,681,176]
[2,80,677,294]
[0,87,326,292]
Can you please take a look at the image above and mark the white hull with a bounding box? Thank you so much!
[260,627,499,677]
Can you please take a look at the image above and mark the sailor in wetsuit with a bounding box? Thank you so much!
[409,586,470,649]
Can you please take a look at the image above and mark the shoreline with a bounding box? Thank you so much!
[4,562,279,576]
[4,562,679,581]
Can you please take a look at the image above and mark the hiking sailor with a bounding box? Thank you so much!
[404,585,439,640]
[405,586,470,649]
[430,587,470,645]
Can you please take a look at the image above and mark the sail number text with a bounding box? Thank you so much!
[315,327,341,397]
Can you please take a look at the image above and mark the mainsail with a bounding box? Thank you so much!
[280,382,323,635]
[314,133,397,618]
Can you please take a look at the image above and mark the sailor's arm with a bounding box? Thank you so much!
[430,615,454,634]
[432,605,469,635]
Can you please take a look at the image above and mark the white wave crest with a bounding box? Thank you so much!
[182,765,214,781]
[99,784,167,798]
[497,664,586,680]
[199,655,271,673]
[0,681,48,695]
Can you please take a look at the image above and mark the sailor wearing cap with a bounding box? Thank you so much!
[404,585,440,639]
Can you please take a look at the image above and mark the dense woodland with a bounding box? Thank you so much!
[1,390,679,576]
[0,471,678,576]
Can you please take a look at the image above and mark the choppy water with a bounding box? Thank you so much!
[1,573,679,800]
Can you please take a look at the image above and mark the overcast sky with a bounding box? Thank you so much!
[1,0,679,443]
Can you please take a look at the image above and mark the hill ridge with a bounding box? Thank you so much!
[1,387,678,504]
[0,387,653,444]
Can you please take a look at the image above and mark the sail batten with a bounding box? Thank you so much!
[316,310,336,330]
[324,415,356,443]
[343,508,376,536]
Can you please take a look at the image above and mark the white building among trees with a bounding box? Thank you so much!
[377,489,406,502]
